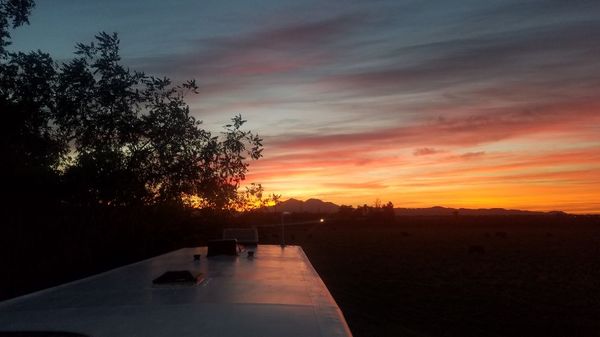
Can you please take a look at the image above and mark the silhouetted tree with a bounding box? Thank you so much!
[382,201,395,220]
[1,3,264,210]
[1,0,64,207]
[0,0,34,54]
[345,200,395,221]
[233,183,280,212]
[56,33,264,208]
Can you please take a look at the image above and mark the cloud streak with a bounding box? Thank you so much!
[19,0,600,212]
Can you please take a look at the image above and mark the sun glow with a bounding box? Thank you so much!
[246,139,600,214]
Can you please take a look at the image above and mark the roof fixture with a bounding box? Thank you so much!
[152,271,203,286]
[207,239,238,257]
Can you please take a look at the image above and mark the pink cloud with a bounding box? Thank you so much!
[269,99,600,152]
[137,14,360,80]
[413,147,442,156]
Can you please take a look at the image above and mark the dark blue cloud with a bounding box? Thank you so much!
[9,0,600,133]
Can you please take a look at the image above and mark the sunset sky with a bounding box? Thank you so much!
[12,0,600,213]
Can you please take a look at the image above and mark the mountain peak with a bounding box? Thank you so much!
[271,198,339,214]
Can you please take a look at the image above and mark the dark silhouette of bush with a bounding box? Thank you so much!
[336,201,396,222]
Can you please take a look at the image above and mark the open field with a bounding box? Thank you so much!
[257,215,600,337]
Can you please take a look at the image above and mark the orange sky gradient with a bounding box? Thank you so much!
[244,103,600,214]
[15,1,600,213]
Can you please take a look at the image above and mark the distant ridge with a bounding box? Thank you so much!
[393,206,565,216]
[269,198,340,214]
[269,198,566,215]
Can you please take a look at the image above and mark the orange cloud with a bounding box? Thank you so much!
[245,140,600,213]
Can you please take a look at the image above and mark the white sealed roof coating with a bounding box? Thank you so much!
[0,245,353,337]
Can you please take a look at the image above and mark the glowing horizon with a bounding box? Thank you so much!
[12,1,600,214]
[245,139,600,214]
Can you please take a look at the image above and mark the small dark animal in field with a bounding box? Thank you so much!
[468,245,486,255]
[495,231,508,238]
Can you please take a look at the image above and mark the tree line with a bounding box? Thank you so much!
[337,201,396,221]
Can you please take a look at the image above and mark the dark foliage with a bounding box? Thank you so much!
[0,0,34,54]
[1,6,263,210]
[1,1,61,208]
[336,201,395,221]
[0,0,268,300]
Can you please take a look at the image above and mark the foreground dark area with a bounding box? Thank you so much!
[3,213,600,337]
[259,215,600,337]
[0,206,223,301]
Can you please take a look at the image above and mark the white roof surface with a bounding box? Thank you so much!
[0,245,353,337]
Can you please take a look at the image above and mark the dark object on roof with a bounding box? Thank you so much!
[207,239,238,257]
[152,270,200,286]
[223,228,259,244]
[0,332,89,337]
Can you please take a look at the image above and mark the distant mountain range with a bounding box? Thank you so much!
[269,198,566,216]
[392,206,565,216]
